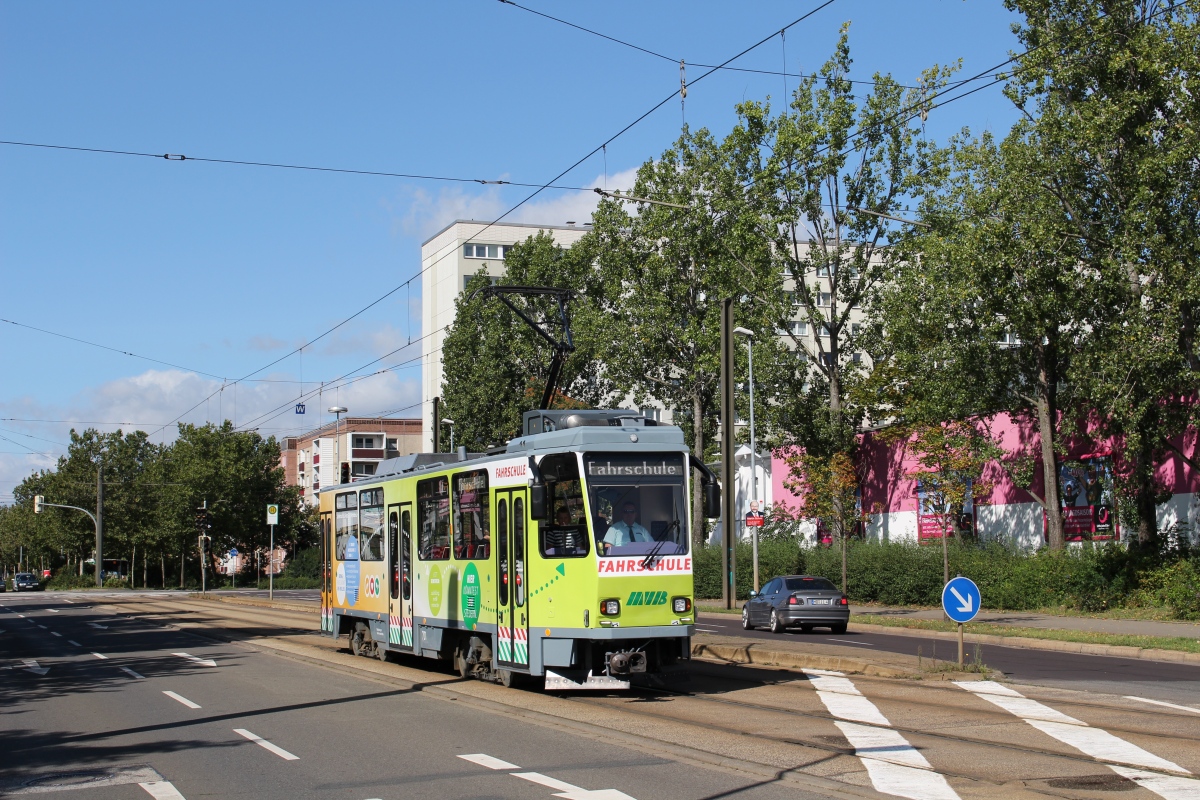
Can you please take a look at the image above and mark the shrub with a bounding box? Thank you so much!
[47,571,100,590]
[269,575,321,590]
[282,548,320,580]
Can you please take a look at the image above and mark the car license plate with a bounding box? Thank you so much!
[811,598,831,605]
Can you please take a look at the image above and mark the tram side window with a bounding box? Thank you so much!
[388,510,400,599]
[416,477,450,560]
[453,470,490,560]
[497,499,509,607]
[335,492,358,561]
[359,489,384,561]
[401,509,412,600]
[514,498,526,607]
[539,453,589,558]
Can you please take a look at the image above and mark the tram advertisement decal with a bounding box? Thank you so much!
[336,534,360,606]
[1044,455,1117,541]
[428,565,443,616]
[599,556,691,576]
[461,562,480,629]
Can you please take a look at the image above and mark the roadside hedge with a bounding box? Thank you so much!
[694,539,1200,619]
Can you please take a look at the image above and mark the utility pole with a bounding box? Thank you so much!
[96,465,104,588]
[720,298,736,609]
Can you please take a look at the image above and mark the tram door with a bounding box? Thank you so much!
[387,503,414,652]
[494,489,529,669]
[320,511,332,633]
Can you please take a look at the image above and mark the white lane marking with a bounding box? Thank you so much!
[50,631,62,637]
[234,728,299,760]
[47,608,59,613]
[88,622,109,629]
[63,598,75,603]
[1125,696,1200,715]
[121,666,145,679]
[512,771,638,799]
[164,691,201,709]
[1109,766,1200,800]
[173,652,217,667]
[827,638,875,646]
[16,614,25,618]
[458,753,519,770]
[139,780,187,799]
[805,670,960,800]
[957,682,1189,775]
[36,624,47,629]
[22,659,50,675]
[92,652,108,659]
[68,639,81,646]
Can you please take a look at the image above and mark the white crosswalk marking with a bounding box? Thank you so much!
[957,681,1200,800]
[803,669,960,800]
[140,780,186,799]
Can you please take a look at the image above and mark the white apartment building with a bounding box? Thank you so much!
[420,220,590,450]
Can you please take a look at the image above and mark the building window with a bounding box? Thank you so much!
[819,352,834,366]
[463,243,513,259]
[789,321,807,336]
[351,462,377,477]
[819,322,832,337]
[852,352,862,364]
[353,436,375,449]
[851,323,862,336]
[817,292,832,307]
[463,274,501,292]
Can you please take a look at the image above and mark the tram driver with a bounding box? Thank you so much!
[601,501,652,552]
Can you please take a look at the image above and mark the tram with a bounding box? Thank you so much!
[318,407,720,689]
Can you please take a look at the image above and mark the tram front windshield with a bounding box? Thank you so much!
[584,453,689,557]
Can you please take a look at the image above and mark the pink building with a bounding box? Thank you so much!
[772,413,1200,549]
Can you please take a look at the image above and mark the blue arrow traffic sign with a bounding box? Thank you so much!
[942,576,981,623]
[229,548,239,558]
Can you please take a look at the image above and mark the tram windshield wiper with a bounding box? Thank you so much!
[641,519,679,570]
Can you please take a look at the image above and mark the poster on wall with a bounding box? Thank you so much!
[916,479,976,543]
[1044,454,1117,542]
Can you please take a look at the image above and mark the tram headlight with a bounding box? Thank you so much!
[600,598,620,616]
[672,597,691,613]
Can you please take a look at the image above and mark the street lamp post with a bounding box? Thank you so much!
[329,406,348,484]
[733,326,759,592]
[442,418,455,453]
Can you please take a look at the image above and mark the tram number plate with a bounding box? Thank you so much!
[811,599,831,605]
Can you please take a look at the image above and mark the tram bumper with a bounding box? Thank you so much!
[538,624,692,691]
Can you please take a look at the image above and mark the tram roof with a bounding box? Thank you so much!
[318,411,687,493]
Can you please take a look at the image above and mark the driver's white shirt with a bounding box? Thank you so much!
[603,520,651,547]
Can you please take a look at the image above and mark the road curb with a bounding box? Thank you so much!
[691,641,919,678]
[847,621,1200,666]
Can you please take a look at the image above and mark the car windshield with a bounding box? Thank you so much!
[17,573,33,579]
[584,453,689,557]
[785,577,836,591]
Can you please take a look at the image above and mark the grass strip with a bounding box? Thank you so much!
[847,614,1200,654]
[694,602,1200,653]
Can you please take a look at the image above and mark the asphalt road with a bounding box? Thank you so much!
[0,593,846,800]
[696,610,1200,705]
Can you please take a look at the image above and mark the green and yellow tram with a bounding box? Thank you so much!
[318,408,719,689]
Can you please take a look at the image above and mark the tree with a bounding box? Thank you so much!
[783,450,861,592]
[440,231,614,451]
[589,127,786,544]
[1003,0,1200,544]
[903,420,1002,584]
[878,130,1098,549]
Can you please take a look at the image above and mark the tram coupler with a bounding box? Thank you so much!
[606,649,647,675]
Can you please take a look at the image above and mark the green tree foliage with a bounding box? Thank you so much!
[588,127,786,543]
[1004,0,1200,544]
[1,421,305,587]
[440,232,613,451]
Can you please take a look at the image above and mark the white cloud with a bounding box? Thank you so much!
[0,366,421,502]
[390,166,641,242]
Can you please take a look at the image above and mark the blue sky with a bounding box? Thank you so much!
[0,1,1023,502]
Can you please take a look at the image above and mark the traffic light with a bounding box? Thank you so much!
[195,508,211,531]
[34,495,44,514]
[340,462,350,484]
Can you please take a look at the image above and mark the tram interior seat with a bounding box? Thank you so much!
[543,526,589,556]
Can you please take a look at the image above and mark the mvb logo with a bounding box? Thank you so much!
[626,590,668,606]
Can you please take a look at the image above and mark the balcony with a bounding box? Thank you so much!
[352,448,385,459]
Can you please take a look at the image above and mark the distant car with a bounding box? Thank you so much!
[742,575,849,634]
[13,572,40,592]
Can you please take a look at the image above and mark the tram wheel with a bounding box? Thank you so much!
[349,623,368,657]
[453,644,471,679]
[497,669,522,689]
